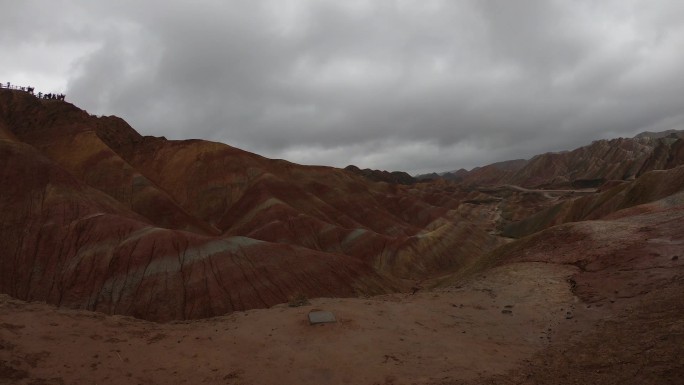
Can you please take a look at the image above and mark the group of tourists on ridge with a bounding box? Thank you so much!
[1,81,66,101]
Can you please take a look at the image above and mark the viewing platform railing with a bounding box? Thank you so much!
[1,82,65,100]
[0,83,33,92]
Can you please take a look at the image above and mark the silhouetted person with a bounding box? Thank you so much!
[38,92,42,98]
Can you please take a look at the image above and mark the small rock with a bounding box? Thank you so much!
[501,309,513,315]
[672,255,679,261]
[308,311,337,325]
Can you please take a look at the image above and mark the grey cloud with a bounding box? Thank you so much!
[3,1,684,174]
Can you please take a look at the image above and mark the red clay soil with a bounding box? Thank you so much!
[1,202,682,384]
[0,262,583,385]
[447,200,684,385]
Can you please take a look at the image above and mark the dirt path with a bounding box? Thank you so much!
[0,262,581,385]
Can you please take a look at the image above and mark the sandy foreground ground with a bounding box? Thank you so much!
[1,262,592,385]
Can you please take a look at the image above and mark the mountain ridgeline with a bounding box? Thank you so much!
[417,132,684,188]
[2,86,684,323]
[0,88,502,321]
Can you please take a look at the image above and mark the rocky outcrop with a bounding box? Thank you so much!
[634,129,684,139]
[344,165,416,185]
[636,137,684,176]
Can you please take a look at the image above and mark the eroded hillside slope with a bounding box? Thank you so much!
[0,89,503,321]
[503,165,684,238]
[1,179,682,385]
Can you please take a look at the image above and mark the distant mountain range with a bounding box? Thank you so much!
[416,130,684,188]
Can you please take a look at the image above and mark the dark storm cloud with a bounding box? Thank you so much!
[3,1,684,174]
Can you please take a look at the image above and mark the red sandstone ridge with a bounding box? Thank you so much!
[2,88,684,383]
[438,133,684,189]
[2,163,683,384]
[2,85,683,326]
[0,88,504,321]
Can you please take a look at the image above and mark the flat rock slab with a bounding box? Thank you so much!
[308,311,337,325]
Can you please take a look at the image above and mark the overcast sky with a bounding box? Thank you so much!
[3,1,684,174]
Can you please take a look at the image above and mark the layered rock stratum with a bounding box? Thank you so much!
[1,87,683,384]
[0,88,506,321]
